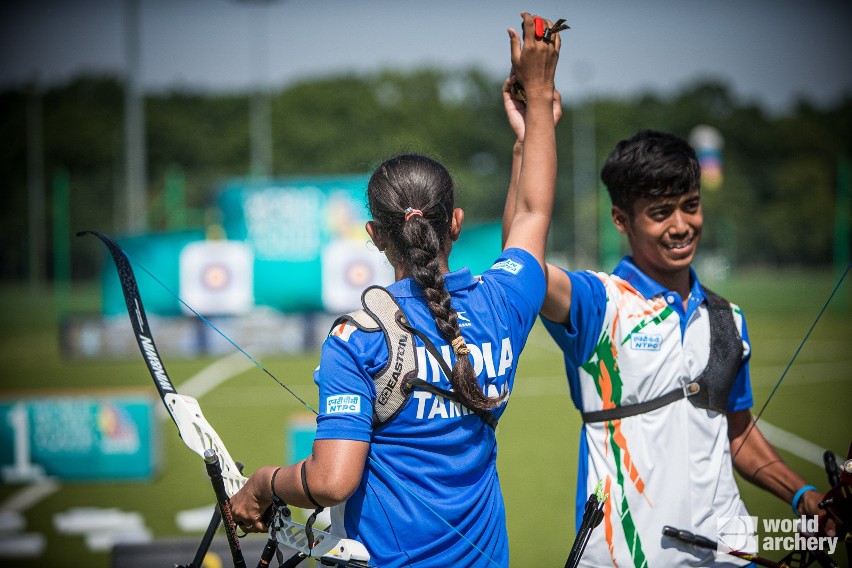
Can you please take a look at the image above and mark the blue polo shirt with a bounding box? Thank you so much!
[315,247,545,568]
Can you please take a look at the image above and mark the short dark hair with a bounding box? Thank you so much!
[600,130,700,214]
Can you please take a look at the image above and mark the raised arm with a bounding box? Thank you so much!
[501,13,562,270]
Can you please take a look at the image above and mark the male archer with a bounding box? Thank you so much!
[502,129,829,566]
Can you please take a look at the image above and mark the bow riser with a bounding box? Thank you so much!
[273,519,369,567]
[165,393,248,497]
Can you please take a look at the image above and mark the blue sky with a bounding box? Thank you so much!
[1,0,850,113]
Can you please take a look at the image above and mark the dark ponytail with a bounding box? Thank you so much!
[368,154,505,411]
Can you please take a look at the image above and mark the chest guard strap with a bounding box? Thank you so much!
[690,287,744,413]
[331,286,497,429]
[581,286,743,423]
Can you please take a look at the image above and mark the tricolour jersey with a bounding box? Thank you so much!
[315,247,545,568]
[542,257,754,568]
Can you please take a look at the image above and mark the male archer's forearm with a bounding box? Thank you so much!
[502,139,524,248]
[728,410,820,514]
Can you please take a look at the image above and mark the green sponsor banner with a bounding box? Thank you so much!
[100,230,205,317]
[96,179,503,318]
[218,176,372,313]
[0,393,159,481]
[448,221,502,276]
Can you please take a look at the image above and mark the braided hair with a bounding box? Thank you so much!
[367,154,504,411]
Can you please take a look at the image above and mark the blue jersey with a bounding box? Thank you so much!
[314,248,545,568]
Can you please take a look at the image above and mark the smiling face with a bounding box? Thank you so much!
[613,189,702,295]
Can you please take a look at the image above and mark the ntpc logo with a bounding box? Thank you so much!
[326,394,361,415]
[630,333,662,351]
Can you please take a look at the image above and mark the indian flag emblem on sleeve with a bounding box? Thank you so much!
[330,321,358,342]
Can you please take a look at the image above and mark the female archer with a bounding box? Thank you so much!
[230,12,563,567]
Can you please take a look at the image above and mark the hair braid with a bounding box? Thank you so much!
[367,154,505,412]
[403,219,504,411]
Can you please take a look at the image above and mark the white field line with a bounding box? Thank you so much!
[756,421,828,469]
[154,351,256,421]
[0,479,61,513]
[176,350,256,399]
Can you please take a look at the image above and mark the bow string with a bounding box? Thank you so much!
[733,264,850,461]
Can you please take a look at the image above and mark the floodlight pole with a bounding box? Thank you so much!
[235,0,280,180]
[26,82,45,291]
[124,0,148,233]
[572,61,596,268]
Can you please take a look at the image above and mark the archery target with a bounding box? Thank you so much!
[321,238,394,312]
[345,260,373,288]
[179,240,254,316]
[201,263,230,290]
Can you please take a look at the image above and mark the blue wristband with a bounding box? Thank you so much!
[791,485,817,515]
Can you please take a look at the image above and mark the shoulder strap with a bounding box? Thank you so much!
[338,286,420,425]
[361,286,419,424]
[581,382,700,423]
[692,286,743,413]
[329,286,496,429]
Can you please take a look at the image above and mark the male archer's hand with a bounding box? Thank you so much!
[502,75,562,143]
[800,489,838,538]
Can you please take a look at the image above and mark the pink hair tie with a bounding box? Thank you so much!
[404,207,424,221]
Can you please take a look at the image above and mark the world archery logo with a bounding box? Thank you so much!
[716,515,758,554]
[717,514,839,556]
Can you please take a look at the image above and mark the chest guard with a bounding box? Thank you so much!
[581,286,744,423]
[690,287,744,413]
[330,286,497,429]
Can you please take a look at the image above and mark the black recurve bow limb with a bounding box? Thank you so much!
[79,230,371,568]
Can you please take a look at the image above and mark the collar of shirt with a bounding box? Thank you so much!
[611,256,707,324]
[385,267,479,298]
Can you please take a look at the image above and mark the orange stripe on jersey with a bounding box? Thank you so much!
[331,322,358,342]
[599,361,651,503]
[603,476,620,567]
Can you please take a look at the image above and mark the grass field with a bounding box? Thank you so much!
[0,267,850,567]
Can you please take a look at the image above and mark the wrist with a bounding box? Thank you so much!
[791,485,817,515]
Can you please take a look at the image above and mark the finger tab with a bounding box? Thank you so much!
[534,17,544,39]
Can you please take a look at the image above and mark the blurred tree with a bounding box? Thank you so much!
[1,72,849,282]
